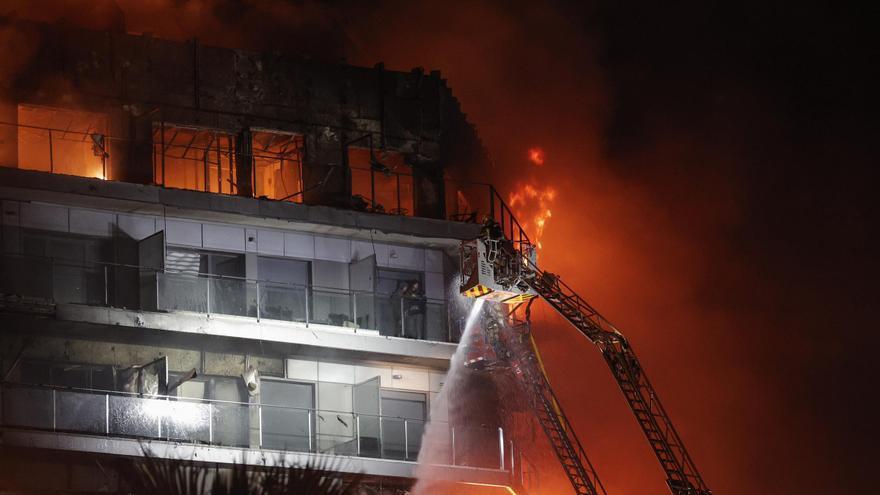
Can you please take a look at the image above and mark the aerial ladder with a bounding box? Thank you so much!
[459,194,712,495]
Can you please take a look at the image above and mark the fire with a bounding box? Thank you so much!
[508,182,556,251]
[527,147,545,166]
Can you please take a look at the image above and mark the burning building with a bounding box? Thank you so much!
[0,18,520,494]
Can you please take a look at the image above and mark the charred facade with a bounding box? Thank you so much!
[0,18,518,494]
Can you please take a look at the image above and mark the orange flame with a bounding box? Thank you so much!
[509,182,556,251]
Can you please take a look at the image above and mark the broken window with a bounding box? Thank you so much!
[153,124,236,194]
[349,148,414,215]
[252,130,304,202]
[16,104,109,179]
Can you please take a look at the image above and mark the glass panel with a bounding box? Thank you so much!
[161,400,211,443]
[406,420,425,461]
[316,411,356,455]
[259,282,307,322]
[108,395,160,438]
[260,380,314,452]
[1,385,53,429]
[261,405,311,451]
[353,292,374,329]
[55,390,105,433]
[311,289,351,326]
[53,262,104,305]
[425,301,448,342]
[208,277,254,317]
[374,296,400,337]
[353,377,381,458]
[381,417,406,460]
[452,425,502,469]
[157,272,207,312]
[211,379,249,447]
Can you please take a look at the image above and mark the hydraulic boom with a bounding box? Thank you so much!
[460,206,712,495]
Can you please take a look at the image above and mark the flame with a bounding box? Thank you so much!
[527,147,545,166]
[508,182,556,251]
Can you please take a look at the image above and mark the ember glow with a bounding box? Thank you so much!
[527,147,545,166]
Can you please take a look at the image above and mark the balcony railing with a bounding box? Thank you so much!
[0,253,461,343]
[0,119,507,225]
[0,382,509,470]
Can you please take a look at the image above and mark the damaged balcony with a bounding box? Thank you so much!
[0,381,513,483]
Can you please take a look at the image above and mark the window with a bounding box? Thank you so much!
[260,380,315,452]
[153,124,236,194]
[15,104,109,179]
[252,130,304,202]
[18,360,113,390]
[163,248,249,316]
[165,248,245,277]
[18,229,111,304]
[349,148,413,215]
[257,257,309,322]
[174,376,248,447]
[380,390,426,460]
[375,269,425,338]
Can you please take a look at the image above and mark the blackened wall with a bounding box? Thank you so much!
[1,19,488,216]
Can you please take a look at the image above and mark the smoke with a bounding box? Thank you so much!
[2,1,874,493]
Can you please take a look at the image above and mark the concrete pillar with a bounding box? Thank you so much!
[235,128,253,197]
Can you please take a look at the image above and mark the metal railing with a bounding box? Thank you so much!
[0,119,501,224]
[0,382,508,470]
[0,253,456,343]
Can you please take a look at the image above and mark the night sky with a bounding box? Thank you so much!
[3,1,877,493]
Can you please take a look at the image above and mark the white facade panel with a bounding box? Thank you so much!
[258,229,284,256]
[1,201,20,226]
[312,260,349,290]
[390,367,429,391]
[165,219,202,247]
[388,245,424,271]
[69,209,114,237]
[425,272,445,300]
[318,362,355,384]
[245,228,258,252]
[117,214,157,241]
[354,365,393,387]
[20,202,68,232]
[371,242,392,267]
[284,232,315,259]
[203,223,245,252]
[425,249,444,273]
[286,358,318,381]
[350,240,376,261]
[314,236,351,263]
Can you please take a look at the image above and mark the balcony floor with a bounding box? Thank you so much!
[0,427,512,487]
[48,303,457,366]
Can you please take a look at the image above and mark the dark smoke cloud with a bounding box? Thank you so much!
[3,1,875,493]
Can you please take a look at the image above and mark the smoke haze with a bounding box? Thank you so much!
[2,1,875,493]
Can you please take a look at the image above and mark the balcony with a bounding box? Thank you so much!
[0,253,461,344]
[0,382,510,472]
[0,118,507,226]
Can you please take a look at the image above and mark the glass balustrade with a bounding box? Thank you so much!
[0,253,454,343]
[0,383,508,471]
